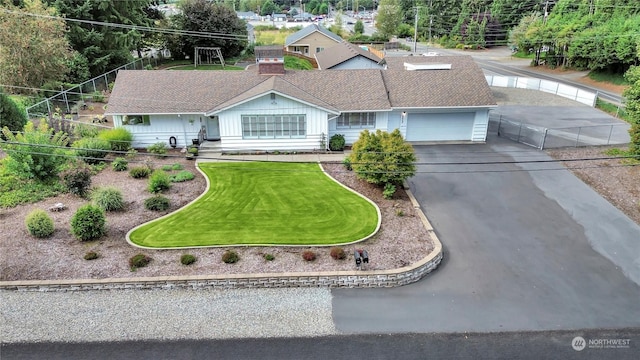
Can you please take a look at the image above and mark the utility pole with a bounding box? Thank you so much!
[413,7,419,53]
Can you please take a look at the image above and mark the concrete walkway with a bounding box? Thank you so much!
[196,152,348,163]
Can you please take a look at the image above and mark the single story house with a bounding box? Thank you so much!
[105,55,496,151]
[284,24,342,57]
[315,41,384,70]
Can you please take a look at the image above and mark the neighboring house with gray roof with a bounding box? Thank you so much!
[315,42,384,70]
[284,24,342,57]
[105,55,495,151]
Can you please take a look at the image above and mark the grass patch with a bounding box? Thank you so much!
[595,98,630,123]
[511,51,536,59]
[588,70,629,86]
[129,162,379,248]
[254,28,298,45]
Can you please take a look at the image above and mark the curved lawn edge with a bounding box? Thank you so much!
[125,161,381,250]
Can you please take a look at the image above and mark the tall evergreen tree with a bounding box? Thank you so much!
[47,0,155,77]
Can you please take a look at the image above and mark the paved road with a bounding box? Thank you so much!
[3,329,638,359]
[332,139,640,333]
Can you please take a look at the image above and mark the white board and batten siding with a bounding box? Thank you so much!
[217,94,331,151]
[329,57,385,70]
[113,114,203,148]
[327,112,389,145]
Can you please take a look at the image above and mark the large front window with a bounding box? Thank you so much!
[337,112,376,128]
[242,115,306,139]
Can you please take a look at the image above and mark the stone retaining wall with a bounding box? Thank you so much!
[0,188,443,292]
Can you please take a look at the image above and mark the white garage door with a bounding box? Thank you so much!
[406,113,475,141]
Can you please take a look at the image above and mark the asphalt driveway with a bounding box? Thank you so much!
[332,137,640,333]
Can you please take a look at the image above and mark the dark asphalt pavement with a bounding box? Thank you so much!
[3,329,638,360]
[332,139,640,333]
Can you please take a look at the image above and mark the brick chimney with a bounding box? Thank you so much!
[255,45,285,75]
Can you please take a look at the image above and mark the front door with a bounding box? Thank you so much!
[206,116,220,140]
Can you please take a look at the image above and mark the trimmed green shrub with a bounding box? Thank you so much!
[342,157,352,171]
[329,247,346,260]
[144,195,170,211]
[349,129,416,185]
[98,128,133,152]
[84,251,99,260]
[180,254,197,265]
[222,250,239,264]
[73,137,111,164]
[91,187,124,212]
[148,170,171,193]
[70,204,106,241]
[329,134,346,151]
[129,253,151,269]
[61,164,92,197]
[129,166,151,179]
[169,170,195,183]
[264,253,275,261]
[302,250,316,261]
[383,183,396,199]
[187,146,199,155]
[25,209,55,238]
[112,157,128,171]
[147,142,168,157]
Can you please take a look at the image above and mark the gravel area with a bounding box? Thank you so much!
[0,288,336,343]
[0,155,433,281]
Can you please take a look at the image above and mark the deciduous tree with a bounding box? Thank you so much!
[375,0,402,40]
[0,0,72,92]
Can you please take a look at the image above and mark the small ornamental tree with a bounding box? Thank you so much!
[349,129,416,187]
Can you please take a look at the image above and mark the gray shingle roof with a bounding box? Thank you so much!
[284,24,342,46]
[105,55,495,116]
[315,42,383,69]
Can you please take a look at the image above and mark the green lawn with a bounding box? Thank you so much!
[128,162,379,248]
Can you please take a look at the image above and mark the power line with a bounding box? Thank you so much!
[0,8,248,41]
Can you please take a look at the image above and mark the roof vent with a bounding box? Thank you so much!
[404,63,452,71]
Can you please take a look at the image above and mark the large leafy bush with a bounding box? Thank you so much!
[73,137,111,164]
[348,129,416,186]
[98,128,132,152]
[1,121,69,180]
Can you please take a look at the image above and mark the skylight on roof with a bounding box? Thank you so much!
[404,63,452,71]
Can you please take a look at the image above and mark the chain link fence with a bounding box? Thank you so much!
[490,113,630,149]
[26,57,160,118]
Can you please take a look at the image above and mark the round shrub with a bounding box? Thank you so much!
[129,253,151,269]
[329,134,346,151]
[180,254,197,265]
[329,247,346,260]
[84,251,99,260]
[222,250,239,264]
[129,166,151,179]
[302,250,316,262]
[112,157,128,171]
[91,187,124,212]
[25,209,55,238]
[70,204,106,241]
[383,183,396,200]
[73,137,111,164]
[61,164,92,197]
[264,253,275,261]
[144,195,170,211]
[342,157,352,171]
[148,170,171,193]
